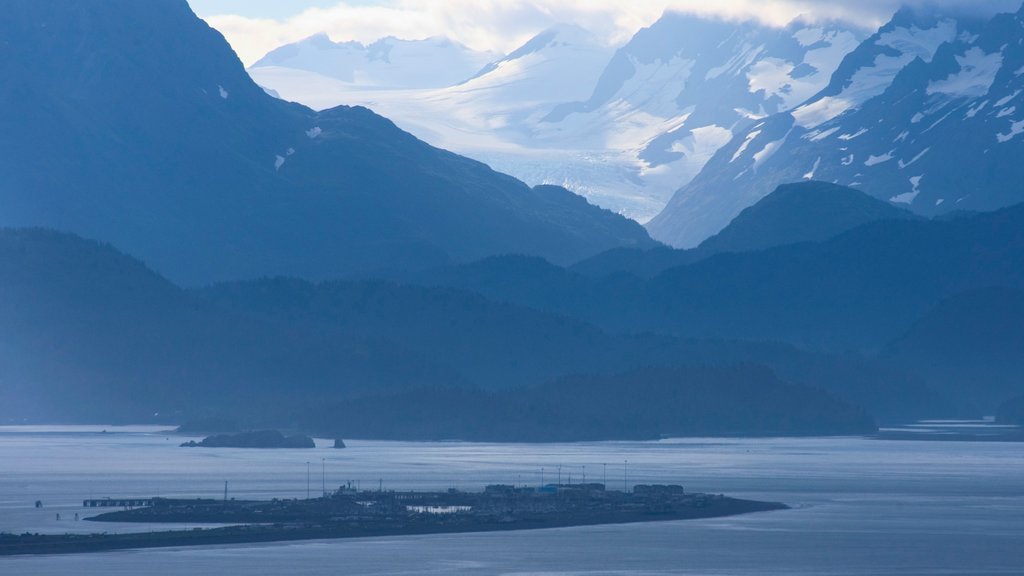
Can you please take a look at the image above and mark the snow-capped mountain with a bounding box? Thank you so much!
[534,13,863,220]
[650,3,1024,248]
[248,15,864,221]
[250,34,498,90]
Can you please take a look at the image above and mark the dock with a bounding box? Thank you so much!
[82,498,154,508]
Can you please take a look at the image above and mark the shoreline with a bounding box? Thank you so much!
[0,497,785,556]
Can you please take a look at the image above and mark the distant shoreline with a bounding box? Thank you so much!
[0,497,785,557]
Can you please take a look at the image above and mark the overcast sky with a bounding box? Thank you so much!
[187,0,1024,66]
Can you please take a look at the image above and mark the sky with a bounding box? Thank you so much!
[187,0,1024,66]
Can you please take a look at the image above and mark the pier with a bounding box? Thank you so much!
[83,498,154,508]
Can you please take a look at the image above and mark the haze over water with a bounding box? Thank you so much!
[1,426,1022,574]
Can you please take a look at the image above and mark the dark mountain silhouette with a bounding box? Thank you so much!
[314,365,877,442]
[0,227,925,434]
[196,277,668,390]
[197,274,943,423]
[573,181,919,279]
[697,182,920,254]
[571,246,698,279]
[0,228,462,422]
[0,0,652,286]
[428,203,1024,352]
[997,395,1024,425]
[882,287,1024,413]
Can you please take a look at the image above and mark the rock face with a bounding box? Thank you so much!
[181,430,315,448]
[333,439,346,449]
[0,0,654,286]
[650,3,1024,247]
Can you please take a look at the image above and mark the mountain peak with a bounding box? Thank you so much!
[697,181,919,254]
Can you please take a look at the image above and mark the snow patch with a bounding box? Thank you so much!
[996,90,1021,107]
[706,43,764,80]
[966,100,989,118]
[807,127,840,141]
[997,106,1016,118]
[792,97,854,128]
[997,119,1024,143]
[898,147,930,169]
[838,128,868,141]
[753,131,790,169]
[275,155,286,170]
[927,47,1003,99]
[936,198,945,206]
[218,85,229,99]
[890,175,923,204]
[894,130,910,143]
[911,112,925,123]
[923,109,956,133]
[794,27,824,47]
[865,151,894,166]
[841,154,855,166]
[747,52,834,110]
[731,130,762,162]
[306,127,322,139]
[735,106,768,120]
[959,31,979,45]
[803,156,821,180]
[798,19,956,128]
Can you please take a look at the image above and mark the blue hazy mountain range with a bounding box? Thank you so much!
[571,181,922,277]
[651,3,1024,247]
[0,0,653,286]
[1,226,893,437]
[5,181,1021,437]
[1,1,1023,440]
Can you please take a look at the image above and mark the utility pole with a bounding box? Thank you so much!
[223,481,228,502]
[306,461,310,499]
[603,463,607,488]
[624,460,628,493]
[321,458,326,497]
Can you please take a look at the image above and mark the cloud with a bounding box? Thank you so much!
[193,0,1024,66]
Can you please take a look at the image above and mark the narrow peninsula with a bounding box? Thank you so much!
[1,483,786,556]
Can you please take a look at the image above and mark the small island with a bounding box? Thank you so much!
[0,483,786,556]
[180,430,315,449]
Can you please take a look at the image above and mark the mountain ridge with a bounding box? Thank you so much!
[0,0,653,286]
[650,2,1024,247]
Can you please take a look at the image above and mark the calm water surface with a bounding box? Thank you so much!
[1,426,1022,575]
